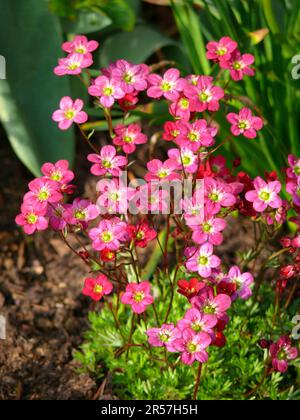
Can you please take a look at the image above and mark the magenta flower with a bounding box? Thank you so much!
[145,159,180,182]
[89,218,127,251]
[65,198,99,227]
[147,68,185,101]
[146,324,181,351]
[168,148,199,174]
[113,124,148,154]
[245,176,282,212]
[82,274,113,302]
[47,203,70,231]
[62,35,99,57]
[205,177,237,214]
[270,336,298,373]
[177,308,217,336]
[16,204,48,235]
[173,329,212,365]
[169,95,192,121]
[111,60,149,93]
[128,222,157,248]
[286,178,300,206]
[227,107,263,139]
[176,119,217,151]
[226,266,254,300]
[185,244,221,278]
[54,53,93,76]
[206,37,238,61]
[96,179,135,214]
[220,50,255,81]
[162,121,181,142]
[24,178,62,211]
[287,154,300,179]
[189,216,227,246]
[52,97,88,130]
[88,76,124,108]
[184,76,224,113]
[191,287,232,323]
[87,146,127,177]
[121,281,154,314]
[134,183,170,214]
[41,160,74,185]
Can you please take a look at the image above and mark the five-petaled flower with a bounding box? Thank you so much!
[52,97,88,130]
[227,107,263,139]
[82,274,113,302]
[121,281,154,314]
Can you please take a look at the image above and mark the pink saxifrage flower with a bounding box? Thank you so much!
[206,36,238,61]
[24,178,63,211]
[82,274,113,302]
[226,107,263,139]
[65,198,99,227]
[121,281,154,314]
[189,216,227,246]
[54,53,93,76]
[168,148,199,175]
[176,119,217,151]
[87,146,127,177]
[162,121,181,142]
[88,76,124,108]
[16,204,48,235]
[191,287,232,323]
[177,308,218,336]
[127,222,157,248]
[147,68,185,101]
[185,244,221,278]
[89,218,127,251]
[47,203,69,231]
[97,179,135,214]
[145,159,180,182]
[146,323,181,351]
[225,266,254,300]
[270,336,298,373]
[220,50,255,81]
[204,177,237,214]
[52,97,88,130]
[111,60,149,94]
[113,124,148,154]
[184,76,224,113]
[287,154,300,180]
[41,160,74,185]
[62,35,99,57]
[169,95,192,121]
[245,176,282,212]
[173,329,212,365]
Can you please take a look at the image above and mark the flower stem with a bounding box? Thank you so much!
[193,363,203,400]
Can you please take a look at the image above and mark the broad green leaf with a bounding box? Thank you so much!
[0,0,75,177]
[100,25,177,66]
[61,11,112,34]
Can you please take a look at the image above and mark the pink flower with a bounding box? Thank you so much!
[121,281,154,314]
[24,178,63,211]
[185,244,221,278]
[146,324,181,351]
[96,179,135,214]
[177,308,217,336]
[113,124,147,154]
[167,148,199,174]
[52,97,88,130]
[87,146,127,177]
[162,121,181,142]
[173,329,212,365]
[270,336,298,373]
[145,159,180,182]
[127,222,157,248]
[245,176,282,212]
[220,50,255,81]
[111,60,149,93]
[176,120,217,151]
[134,183,170,214]
[191,288,232,323]
[286,178,300,206]
[65,198,99,227]
[16,204,48,235]
[47,203,69,231]
[184,76,224,113]
[287,154,300,179]
[225,266,254,300]
[189,216,227,246]
[82,274,113,302]
[147,68,185,101]
[89,218,127,251]
[88,76,124,108]
[169,95,192,121]
[205,177,237,214]
[41,160,74,185]
[227,107,263,138]
[206,37,238,61]
[54,53,93,76]
[62,35,99,57]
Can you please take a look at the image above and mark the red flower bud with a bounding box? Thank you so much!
[217,280,237,297]
[259,339,272,349]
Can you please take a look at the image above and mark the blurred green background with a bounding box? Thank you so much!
[0,0,299,177]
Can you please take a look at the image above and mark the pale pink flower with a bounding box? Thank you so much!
[113,124,147,154]
[245,176,282,212]
[88,76,124,108]
[41,160,74,185]
[54,53,93,76]
[206,37,238,61]
[190,216,227,246]
[134,183,170,214]
[184,76,224,113]
[24,178,62,211]
[87,146,127,177]
[111,60,149,93]
[62,35,99,57]
[287,154,300,179]
[147,68,185,101]
[89,218,127,251]
[286,178,300,207]
[176,120,217,151]
[16,204,48,235]
[191,287,232,323]
[82,274,113,302]
[96,179,135,214]
[220,50,255,81]
[173,329,212,365]
[167,148,199,174]
[205,177,237,214]
[225,266,253,301]
[146,324,181,351]
[52,97,88,130]
[65,198,99,227]
[145,159,180,182]
[177,308,217,336]
[121,281,154,314]
[227,107,263,138]
[185,244,221,278]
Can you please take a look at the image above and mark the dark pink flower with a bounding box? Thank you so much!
[270,336,298,373]
[127,222,157,248]
[147,68,185,101]
[146,324,181,351]
[184,76,224,113]
[62,35,99,57]
[87,146,127,177]
[16,204,48,235]
[206,37,238,61]
[65,198,99,227]
[287,154,300,179]
[89,218,127,251]
[121,281,154,314]
[145,159,180,182]
[169,95,192,121]
[177,308,217,335]
[176,119,217,151]
[220,50,255,81]
[88,76,125,108]
[24,178,62,211]
[162,121,181,142]
[191,287,232,323]
[82,274,113,302]
[173,329,212,365]
[227,107,263,139]
[111,60,149,93]
[41,160,74,185]
[52,97,88,130]
[54,53,93,76]
[113,124,147,154]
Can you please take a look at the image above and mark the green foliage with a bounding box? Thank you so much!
[75,276,300,400]
[0,0,75,177]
